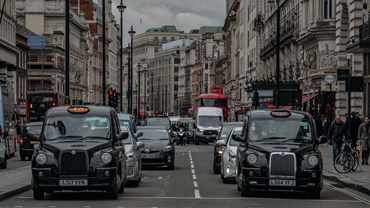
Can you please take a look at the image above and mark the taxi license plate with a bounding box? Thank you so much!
[59,179,88,186]
[142,153,159,159]
[269,179,296,187]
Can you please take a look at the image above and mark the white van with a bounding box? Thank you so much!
[195,107,223,144]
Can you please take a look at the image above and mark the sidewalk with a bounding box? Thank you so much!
[0,165,31,200]
[320,144,370,195]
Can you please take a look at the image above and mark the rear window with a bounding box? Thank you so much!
[26,125,42,136]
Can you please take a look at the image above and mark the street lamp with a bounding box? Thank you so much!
[268,0,281,108]
[65,0,70,104]
[102,0,107,105]
[128,26,136,114]
[117,0,126,112]
[137,63,142,119]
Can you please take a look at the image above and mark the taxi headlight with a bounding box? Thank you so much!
[197,128,204,132]
[35,153,47,165]
[101,152,112,164]
[307,155,319,167]
[247,154,258,165]
[164,145,173,151]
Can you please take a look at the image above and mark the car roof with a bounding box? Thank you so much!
[26,122,43,126]
[45,105,115,117]
[248,110,309,120]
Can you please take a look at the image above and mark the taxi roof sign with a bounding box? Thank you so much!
[270,110,291,118]
[67,106,90,114]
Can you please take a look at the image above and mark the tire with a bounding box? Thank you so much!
[168,159,175,170]
[32,186,45,200]
[213,161,220,174]
[334,153,354,174]
[0,158,7,169]
[307,190,321,199]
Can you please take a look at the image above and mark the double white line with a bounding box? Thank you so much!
[188,151,201,199]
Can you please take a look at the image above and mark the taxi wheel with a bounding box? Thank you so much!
[0,159,7,169]
[33,187,45,200]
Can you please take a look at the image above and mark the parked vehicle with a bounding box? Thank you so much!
[137,126,175,170]
[120,127,144,187]
[19,122,42,161]
[195,107,223,144]
[32,106,128,200]
[235,110,327,198]
[0,136,6,169]
[118,113,137,133]
[220,127,243,183]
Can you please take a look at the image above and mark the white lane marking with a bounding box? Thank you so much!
[193,181,199,188]
[326,183,370,205]
[189,150,201,199]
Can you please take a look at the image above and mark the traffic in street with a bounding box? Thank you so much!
[0,145,369,207]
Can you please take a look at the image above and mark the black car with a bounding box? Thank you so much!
[213,122,243,174]
[32,106,128,200]
[20,122,43,161]
[235,110,327,198]
[137,126,175,170]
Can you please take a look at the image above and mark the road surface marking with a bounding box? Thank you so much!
[189,151,201,199]
[326,183,370,205]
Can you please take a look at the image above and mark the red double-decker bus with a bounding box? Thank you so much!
[195,88,229,121]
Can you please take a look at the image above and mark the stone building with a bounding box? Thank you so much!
[0,0,17,123]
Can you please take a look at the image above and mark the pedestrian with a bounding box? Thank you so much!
[358,117,370,165]
[328,116,346,163]
[344,112,362,148]
[314,113,323,137]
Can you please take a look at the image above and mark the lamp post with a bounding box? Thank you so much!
[137,63,142,119]
[268,0,281,108]
[117,0,126,112]
[102,0,106,105]
[65,0,70,104]
[128,26,136,114]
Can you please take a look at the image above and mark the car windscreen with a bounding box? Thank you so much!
[198,116,222,127]
[119,119,130,128]
[138,129,169,141]
[220,126,233,141]
[43,115,111,141]
[146,118,170,128]
[248,117,313,143]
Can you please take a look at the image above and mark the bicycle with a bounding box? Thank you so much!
[334,138,359,173]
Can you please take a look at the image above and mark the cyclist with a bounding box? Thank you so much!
[358,117,370,165]
[328,116,346,163]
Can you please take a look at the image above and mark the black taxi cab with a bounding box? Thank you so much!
[234,110,327,198]
[32,106,128,200]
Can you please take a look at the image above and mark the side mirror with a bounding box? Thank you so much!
[136,141,145,149]
[319,136,328,144]
[233,135,244,142]
[136,132,143,138]
[216,139,226,146]
[118,132,129,141]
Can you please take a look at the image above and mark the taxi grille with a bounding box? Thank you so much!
[269,152,296,177]
[60,151,88,175]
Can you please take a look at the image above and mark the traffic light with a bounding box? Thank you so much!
[112,89,118,109]
[108,88,114,107]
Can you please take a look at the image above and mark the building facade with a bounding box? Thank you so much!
[0,0,18,123]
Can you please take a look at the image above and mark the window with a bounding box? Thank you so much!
[324,0,333,19]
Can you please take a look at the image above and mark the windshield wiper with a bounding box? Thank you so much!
[81,136,109,141]
[47,136,83,142]
[280,138,312,144]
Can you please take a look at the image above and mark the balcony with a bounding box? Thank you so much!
[347,22,370,53]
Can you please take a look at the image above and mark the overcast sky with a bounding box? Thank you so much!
[111,0,226,42]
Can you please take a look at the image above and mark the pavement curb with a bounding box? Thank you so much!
[323,173,370,196]
[0,184,31,201]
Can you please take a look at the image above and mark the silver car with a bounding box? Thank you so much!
[220,127,243,183]
[120,127,144,187]
[0,137,6,169]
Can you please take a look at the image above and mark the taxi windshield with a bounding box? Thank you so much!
[228,129,242,146]
[43,116,111,141]
[248,118,313,143]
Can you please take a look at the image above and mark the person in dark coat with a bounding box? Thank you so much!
[328,116,346,163]
[314,114,323,137]
[344,112,362,148]
[358,117,370,165]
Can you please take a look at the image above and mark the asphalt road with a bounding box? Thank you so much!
[0,145,369,208]
[0,156,30,171]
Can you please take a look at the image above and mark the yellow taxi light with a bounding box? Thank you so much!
[270,110,291,118]
[67,106,90,114]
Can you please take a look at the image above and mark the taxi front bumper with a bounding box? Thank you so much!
[241,168,323,192]
[32,167,117,192]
